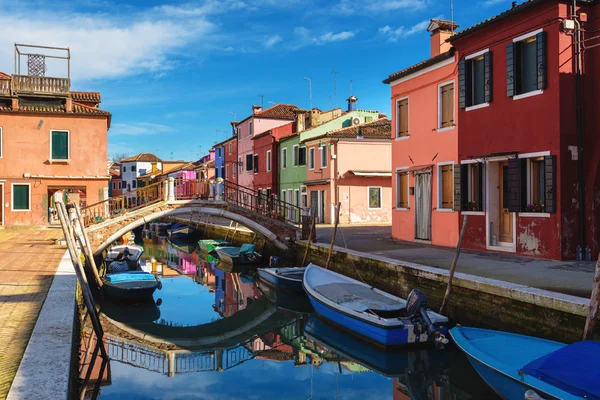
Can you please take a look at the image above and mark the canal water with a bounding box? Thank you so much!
[78,233,501,400]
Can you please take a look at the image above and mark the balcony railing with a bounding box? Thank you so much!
[11,75,70,96]
[0,79,10,96]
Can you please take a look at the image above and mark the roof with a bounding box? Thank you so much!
[0,72,10,79]
[71,91,101,103]
[428,19,458,32]
[383,49,455,84]
[347,171,392,177]
[237,104,305,125]
[0,101,111,116]
[278,132,299,142]
[305,118,392,142]
[121,153,162,163]
[212,135,237,148]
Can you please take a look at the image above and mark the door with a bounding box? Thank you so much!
[414,172,432,241]
[498,161,513,243]
[310,191,319,222]
[319,190,325,224]
[0,183,3,226]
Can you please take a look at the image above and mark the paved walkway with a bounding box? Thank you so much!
[316,224,596,298]
[0,229,65,399]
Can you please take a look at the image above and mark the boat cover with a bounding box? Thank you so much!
[104,273,157,283]
[239,244,255,255]
[314,282,404,312]
[520,341,600,400]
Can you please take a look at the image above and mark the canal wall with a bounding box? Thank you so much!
[296,241,595,343]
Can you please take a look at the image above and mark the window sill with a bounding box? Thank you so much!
[436,208,454,213]
[461,211,485,216]
[395,136,410,141]
[395,207,410,211]
[49,159,71,164]
[12,209,31,212]
[513,90,543,101]
[465,103,489,112]
[436,126,455,133]
[519,212,551,218]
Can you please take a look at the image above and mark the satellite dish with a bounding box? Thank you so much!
[352,117,361,126]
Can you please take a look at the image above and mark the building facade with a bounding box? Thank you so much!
[223,135,238,184]
[383,19,460,247]
[120,153,162,196]
[252,123,294,201]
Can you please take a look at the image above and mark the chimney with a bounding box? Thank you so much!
[230,121,237,136]
[347,95,358,112]
[252,105,262,114]
[427,19,458,58]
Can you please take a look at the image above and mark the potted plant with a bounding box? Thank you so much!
[465,201,478,211]
[525,203,544,212]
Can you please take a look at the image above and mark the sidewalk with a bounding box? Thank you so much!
[316,224,595,298]
[0,229,65,399]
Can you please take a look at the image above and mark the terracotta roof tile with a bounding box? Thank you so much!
[72,102,111,115]
[278,132,299,142]
[255,104,303,119]
[0,101,110,116]
[428,19,459,32]
[121,153,162,163]
[383,49,455,84]
[71,91,101,103]
[305,118,392,142]
[0,72,10,80]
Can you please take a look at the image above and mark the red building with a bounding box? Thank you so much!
[252,122,294,200]
[223,131,238,184]
[450,0,600,259]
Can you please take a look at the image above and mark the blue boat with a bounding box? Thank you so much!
[450,326,600,400]
[257,267,305,291]
[105,245,144,271]
[302,264,449,347]
[167,223,194,238]
[101,271,162,303]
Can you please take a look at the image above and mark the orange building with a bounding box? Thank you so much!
[383,20,459,247]
[0,45,111,226]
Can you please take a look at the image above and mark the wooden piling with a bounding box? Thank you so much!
[302,217,316,267]
[583,251,600,340]
[74,203,103,288]
[325,203,341,269]
[439,214,468,315]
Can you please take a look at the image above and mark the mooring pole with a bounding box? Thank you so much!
[74,203,103,287]
[302,217,316,267]
[325,203,341,269]
[440,214,468,315]
[583,251,600,340]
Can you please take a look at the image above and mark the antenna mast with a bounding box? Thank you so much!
[451,0,454,34]
[332,70,337,108]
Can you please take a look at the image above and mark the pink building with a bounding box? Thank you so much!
[302,119,392,224]
[235,104,303,190]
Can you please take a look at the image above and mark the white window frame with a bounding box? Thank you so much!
[266,150,271,172]
[11,182,31,212]
[228,143,232,155]
[437,80,455,132]
[301,185,308,208]
[320,145,328,168]
[49,129,70,162]
[395,166,409,210]
[395,96,409,139]
[437,161,455,212]
[309,147,315,170]
[292,145,299,167]
[281,148,287,169]
[512,29,544,101]
[367,186,382,210]
[464,49,491,112]
[118,181,122,190]
[112,182,116,190]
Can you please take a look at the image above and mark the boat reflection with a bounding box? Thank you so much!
[257,279,313,314]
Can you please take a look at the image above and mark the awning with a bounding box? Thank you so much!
[348,171,392,177]
[404,164,433,173]
[305,179,330,186]
[466,151,518,160]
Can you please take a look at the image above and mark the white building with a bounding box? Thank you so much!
[120,153,162,197]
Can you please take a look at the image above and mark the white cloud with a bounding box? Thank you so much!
[264,35,282,47]
[483,0,508,5]
[110,122,175,136]
[293,26,355,47]
[379,19,432,42]
[339,0,427,14]
[155,1,249,17]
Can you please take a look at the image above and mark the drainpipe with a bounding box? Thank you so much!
[573,0,586,249]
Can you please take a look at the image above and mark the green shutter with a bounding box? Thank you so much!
[13,185,29,210]
[51,131,68,160]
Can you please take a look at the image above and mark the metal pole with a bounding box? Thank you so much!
[573,0,586,250]
[332,70,337,108]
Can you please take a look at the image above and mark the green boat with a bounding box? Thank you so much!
[214,244,263,266]
[197,239,232,254]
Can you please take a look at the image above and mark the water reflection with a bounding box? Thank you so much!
[79,234,499,399]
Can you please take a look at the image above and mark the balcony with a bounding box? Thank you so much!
[11,75,70,97]
[0,78,10,96]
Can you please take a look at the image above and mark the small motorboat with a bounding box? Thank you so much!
[105,245,144,271]
[214,244,263,266]
[197,239,232,254]
[450,326,600,400]
[101,271,162,303]
[302,264,449,347]
[257,267,305,291]
[167,223,194,238]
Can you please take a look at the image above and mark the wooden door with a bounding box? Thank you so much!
[498,162,513,243]
[414,172,432,241]
[310,191,320,223]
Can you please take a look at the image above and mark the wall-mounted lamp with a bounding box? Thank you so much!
[318,140,322,148]
[37,120,44,130]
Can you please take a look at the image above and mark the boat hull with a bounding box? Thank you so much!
[257,269,304,291]
[102,281,158,303]
[257,280,313,313]
[198,240,231,254]
[215,248,263,266]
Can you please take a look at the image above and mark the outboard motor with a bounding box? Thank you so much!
[269,256,282,267]
[406,289,446,345]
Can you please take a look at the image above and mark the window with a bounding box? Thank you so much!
[112,182,116,190]
[229,143,232,155]
[528,157,545,208]
[439,164,453,209]
[249,122,253,136]
[396,171,409,209]
[226,165,229,179]
[309,148,315,169]
[368,187,382,209]
[131,165,136,172]
[218,148,222,157]
[294,189,300,207]
[281,148,287,169]
[132,180,137,189]
[253,154,258,173]
[123,166,126,172]
[459,51,492,109]
[507,31,546,97]
[439,82,454,129]
[118,182,122,190]
[365,116,373,123]
[266,150,271,172]
[281,190,286,202]
[293,145,299,166]
[246,154,253,171]
[50,130,69,161]
[299,147,307,166]
[320,145,328,168]
[396,98,408,137]
[238,157,242,173]
[12,184,30,211]
[301,185,308,208]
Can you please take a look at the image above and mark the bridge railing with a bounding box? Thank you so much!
[82,181,164,226]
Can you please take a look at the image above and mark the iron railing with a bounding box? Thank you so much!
[11,75,70,96]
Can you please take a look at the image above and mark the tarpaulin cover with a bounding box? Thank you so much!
[104,272,156,283]
[239,244,255,255]
[520,341,600,400]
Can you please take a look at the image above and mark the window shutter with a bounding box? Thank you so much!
[484,51,493,103]
[536,31,547,90]
[453,164,463,211]
[254,155,258,173]
[506,43,516,97]
[458,60,467,109]
[477,162,484,211]
[52,131,68,160]
[544,155,556,213]
[507,158,524,212]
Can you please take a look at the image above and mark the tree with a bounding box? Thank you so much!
[111,153,130,163]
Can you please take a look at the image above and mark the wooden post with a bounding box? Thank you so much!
[583,251,600,340]
[325,203,341,269]
[302,217,316,267]
[74,203,103,288]
[439,214,468,315]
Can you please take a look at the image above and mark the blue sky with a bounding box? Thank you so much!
[0,0,513,161]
